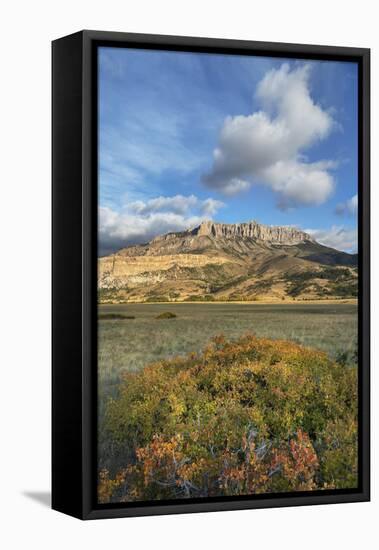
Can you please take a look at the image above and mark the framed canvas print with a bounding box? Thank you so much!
[52,30,370,519]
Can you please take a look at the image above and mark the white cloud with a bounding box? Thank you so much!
[129,195,199,216]
[306,225,357,253]
[335,194,358,216]
[99,194,225,255]
[203,64,336,207]
[200,197,226,216]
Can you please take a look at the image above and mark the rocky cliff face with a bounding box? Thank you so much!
[193,221,313,244]
[149,220,313,248]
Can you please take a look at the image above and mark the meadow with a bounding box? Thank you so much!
[98,301,358,404]
[98,301,358,500]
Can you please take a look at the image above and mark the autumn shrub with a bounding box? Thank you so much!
[99,334,357,503]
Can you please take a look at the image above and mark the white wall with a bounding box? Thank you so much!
[1,1,376,548]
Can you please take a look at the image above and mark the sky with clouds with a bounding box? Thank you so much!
[98,47,358,256]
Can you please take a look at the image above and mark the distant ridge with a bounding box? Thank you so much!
[150,220,313,248]
[99,220,357,303]
[192,220,313,244]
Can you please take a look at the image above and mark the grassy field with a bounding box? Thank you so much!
[98,301,358,407]
[98,303,358,498]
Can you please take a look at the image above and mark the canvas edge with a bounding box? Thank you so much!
[52,30,370,520]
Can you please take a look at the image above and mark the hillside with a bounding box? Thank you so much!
[98,221,358,303]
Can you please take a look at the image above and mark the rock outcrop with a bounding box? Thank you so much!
[193,221,313,244]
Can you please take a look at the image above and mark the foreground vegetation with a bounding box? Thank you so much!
[98,302,357,408]
[98,334,357,503]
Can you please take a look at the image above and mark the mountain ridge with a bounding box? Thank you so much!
[152,221,314,246]
[99,220,357,303]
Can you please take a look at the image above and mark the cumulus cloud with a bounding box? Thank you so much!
[203,64,336,207]
[200,197,226,216]
[99,194,225,255]
[306,225,357,253]
[335,194,358,216]
[129,195,199,216]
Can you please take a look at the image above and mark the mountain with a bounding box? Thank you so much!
[98,221,358,303]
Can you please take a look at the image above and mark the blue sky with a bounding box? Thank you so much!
[98,46,358,255]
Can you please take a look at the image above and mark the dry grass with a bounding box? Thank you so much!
[98,302,357,410]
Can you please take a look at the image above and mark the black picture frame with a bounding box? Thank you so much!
[52,30,370,520]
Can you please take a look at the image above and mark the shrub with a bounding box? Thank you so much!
[187,295,215,302]
[146,295,170,302]
[99,334,357,502]
[285,268,357,298]
[98,313,135,320]
[155,311,177,319]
